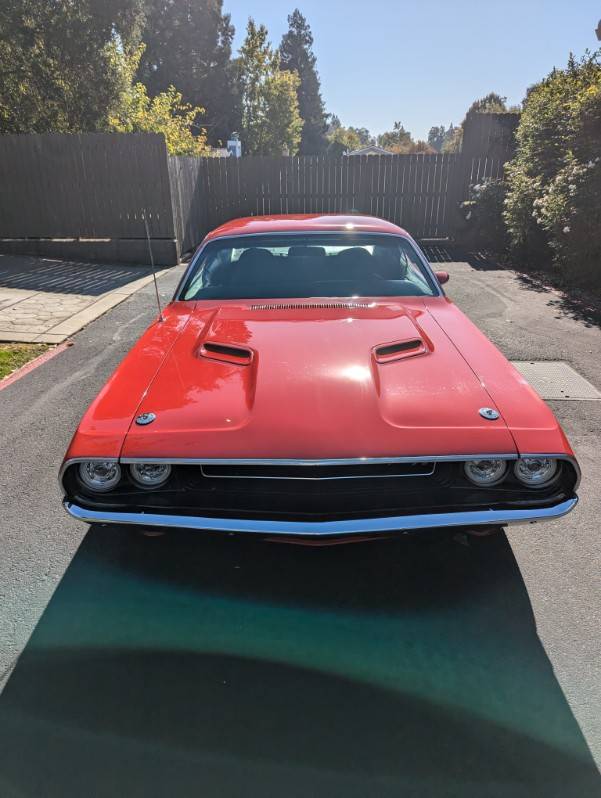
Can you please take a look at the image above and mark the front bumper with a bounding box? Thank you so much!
[63,497,578,537]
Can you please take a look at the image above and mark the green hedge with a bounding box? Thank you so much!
[504,52,601,289]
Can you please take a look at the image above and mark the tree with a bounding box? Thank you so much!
[428,125,447,152]
[465,92,508,117]
[411,140,437,154]
[108,46,211,155]
[136,0,237,146]
[326,125,362,156]
[237,19,302,155]
[0,0,145,134]
[279,9,328,154]
[348,127,374,147]
[263,69,303,155]
[377,121,413,153]
[504,51,601,285]
[441,124,462,153]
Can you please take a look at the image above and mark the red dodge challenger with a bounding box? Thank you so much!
[60,214,579,540]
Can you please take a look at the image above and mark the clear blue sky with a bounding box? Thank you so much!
[224,0,601,140]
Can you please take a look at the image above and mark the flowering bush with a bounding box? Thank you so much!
[504,52,601,288]
[534,154,601,284]
[460,180,508,250]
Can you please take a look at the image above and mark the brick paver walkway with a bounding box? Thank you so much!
[0,256,168,343]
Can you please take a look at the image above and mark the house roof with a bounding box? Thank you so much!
[345,145,392,156]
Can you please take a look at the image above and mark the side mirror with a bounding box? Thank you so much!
[435,270,449,285]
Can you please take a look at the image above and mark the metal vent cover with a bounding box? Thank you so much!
[512,361,601,400]
[249,302,375,311]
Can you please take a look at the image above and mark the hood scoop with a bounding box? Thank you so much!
[200,341,253,366]
[249,302,375,311]
[374,337,428,364]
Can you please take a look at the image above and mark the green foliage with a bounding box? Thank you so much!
[136,0,237,146]
[262,69,303,156]
[441,125,463,153]
[279,9,328,154]
[0,0,145,134]
[412,140,436,154]
[504,51,601,285]
[428,124,461,152]
[427,125,446,151]
[348,127,375,147]
[429,124,461,153]
[326,124,362,156]
[237,19,302,155]
[108,46,210,155]
[325,116,377,154]
[460,180,509,250]
[375,122,435,154]
[464,92,508,117]
[377,121,412,153]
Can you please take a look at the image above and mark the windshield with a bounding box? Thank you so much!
[180,233,438,300]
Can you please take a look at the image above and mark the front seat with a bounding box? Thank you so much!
[229,248,275,284]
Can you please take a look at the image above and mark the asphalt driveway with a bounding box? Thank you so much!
[0,255,599,797]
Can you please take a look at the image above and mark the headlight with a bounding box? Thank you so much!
[514,457,558,488]
[78,461,121,492]
[129,462,172,489]
[464,459,508,486]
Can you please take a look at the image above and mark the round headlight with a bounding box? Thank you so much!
[78,461,121,492]
[464,459,508,486]
[129,462,172,489]
[514,457,558,488]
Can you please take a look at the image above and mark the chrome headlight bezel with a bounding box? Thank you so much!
[129,462,172,489]
[464,459,508,487]
[77,461,122,493]
[513,457,559,489]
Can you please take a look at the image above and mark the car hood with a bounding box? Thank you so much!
[120,299,517,460]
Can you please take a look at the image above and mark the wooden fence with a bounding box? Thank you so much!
[0,132,178,264]
[169,152,506,252]
[0,115,516,265]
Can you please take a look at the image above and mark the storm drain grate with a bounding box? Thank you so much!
[511,361,601,401]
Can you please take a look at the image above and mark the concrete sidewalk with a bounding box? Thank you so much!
[0,255,170,343]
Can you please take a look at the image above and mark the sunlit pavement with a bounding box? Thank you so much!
[0,255,600,797]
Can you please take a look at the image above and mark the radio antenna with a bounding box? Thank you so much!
[142,210,164,322]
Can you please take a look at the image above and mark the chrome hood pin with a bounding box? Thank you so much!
[479,407,500,420]
[135,412,156,426]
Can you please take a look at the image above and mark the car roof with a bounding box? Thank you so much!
[203,214,411,243]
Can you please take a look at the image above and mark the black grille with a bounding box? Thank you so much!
[199,462,435,480]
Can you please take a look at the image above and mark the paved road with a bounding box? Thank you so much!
[0,258,599,797]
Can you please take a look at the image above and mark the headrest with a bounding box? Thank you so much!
[237,247,275,262]
[335,247,372,263]
[288,246,326,257]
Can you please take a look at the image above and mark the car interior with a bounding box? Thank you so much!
[182,236,437,300]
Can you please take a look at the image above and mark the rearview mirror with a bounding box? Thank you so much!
[435,270,449,285]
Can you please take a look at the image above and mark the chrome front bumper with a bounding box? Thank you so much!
[63,497,578,537]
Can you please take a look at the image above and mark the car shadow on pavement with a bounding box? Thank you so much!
[0,527,599,798]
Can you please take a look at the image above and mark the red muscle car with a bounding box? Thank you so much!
[60,214,579,539]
